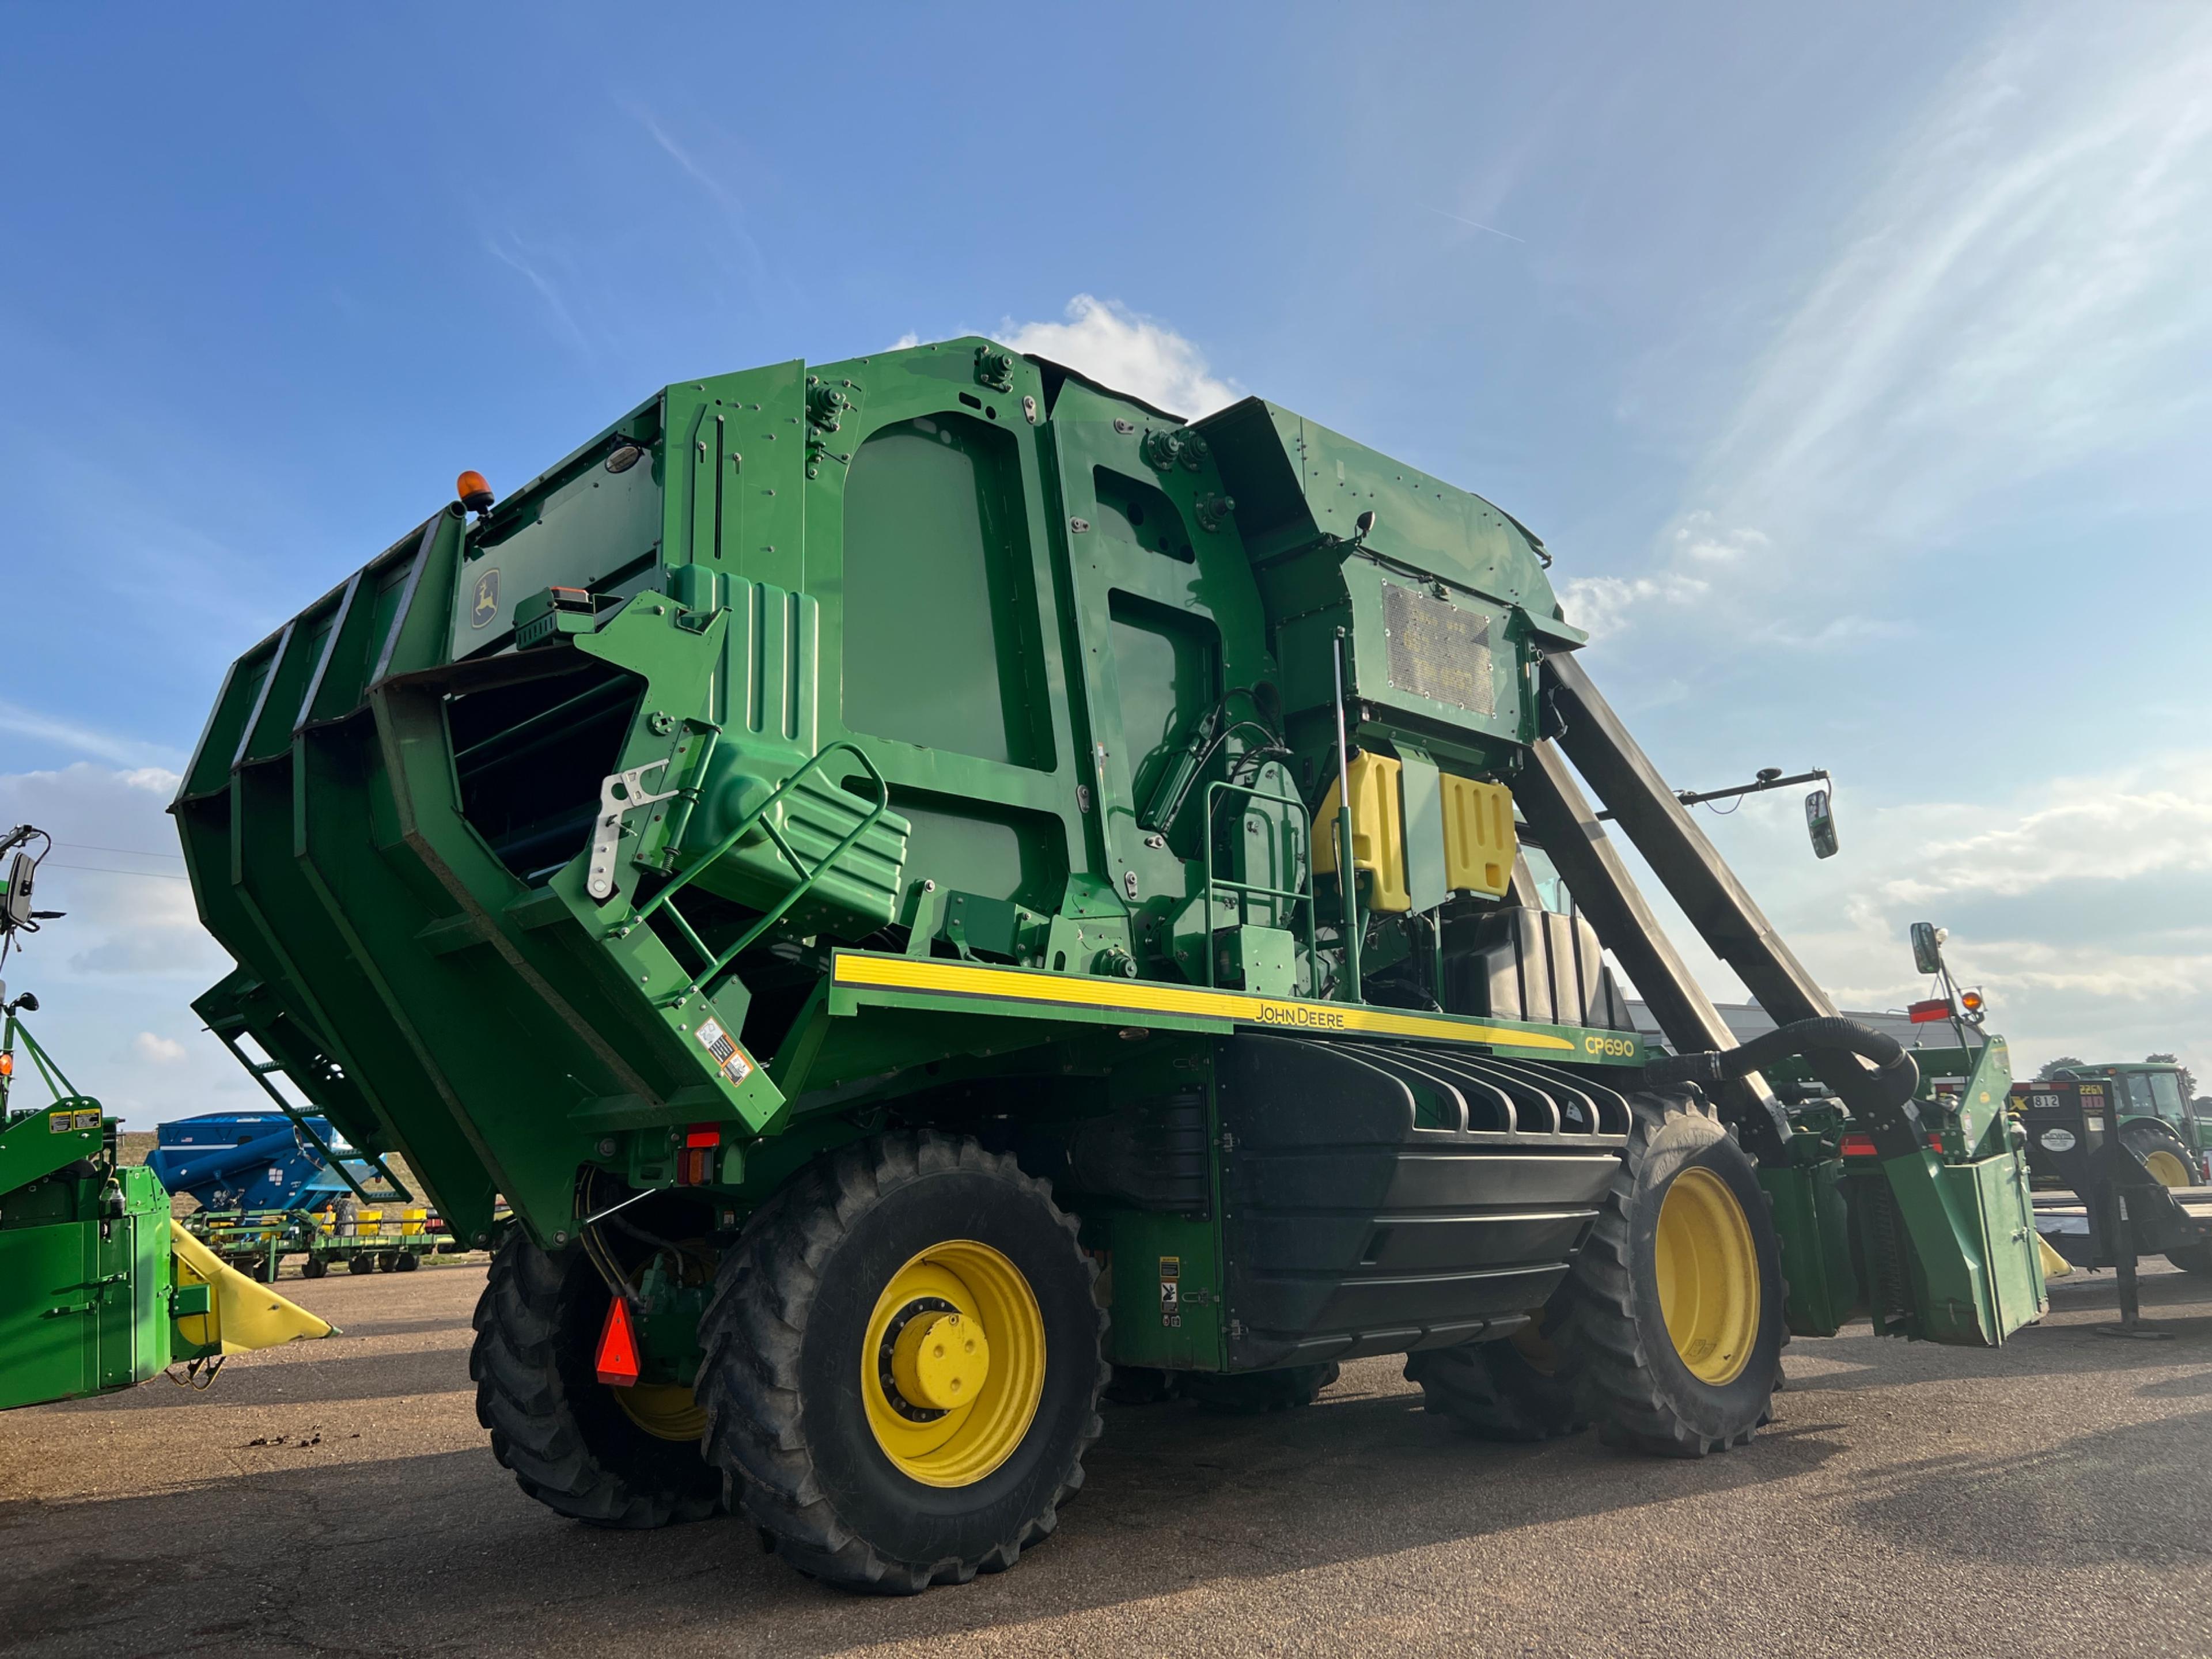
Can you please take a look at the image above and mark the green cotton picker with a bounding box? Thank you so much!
[175,338,2047,1592]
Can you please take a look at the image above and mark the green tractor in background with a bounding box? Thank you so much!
[2011,1054,2212,1288]
[176,338,2047,1592]
[2040,1060,2207,1190]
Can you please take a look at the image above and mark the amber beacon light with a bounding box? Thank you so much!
[456,470,495,515]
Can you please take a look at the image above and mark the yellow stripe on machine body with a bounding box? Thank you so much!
[828,952,1614,1057]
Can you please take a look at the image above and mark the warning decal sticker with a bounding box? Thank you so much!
[695,1018,753,1086]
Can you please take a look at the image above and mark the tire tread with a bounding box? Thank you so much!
[1552,1090,1781,1459]
[696,1129,1107,1594]
[469,1235,721,1529]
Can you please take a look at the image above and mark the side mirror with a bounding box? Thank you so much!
[1911,921,1948,977]
[2,853,33,930]
[1804,787,1839,859]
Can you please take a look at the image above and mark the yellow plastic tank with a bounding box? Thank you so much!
[1313,753,1410,912]
[1440,776,1517,897]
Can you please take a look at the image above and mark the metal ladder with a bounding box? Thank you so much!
[628,737,892,1009]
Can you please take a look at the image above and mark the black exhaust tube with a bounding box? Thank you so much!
[1645,1017,1920,1112]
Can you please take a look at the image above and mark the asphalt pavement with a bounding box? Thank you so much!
[3,1258,2209,1658]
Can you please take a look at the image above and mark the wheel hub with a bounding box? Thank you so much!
[876,1295,959,1422]
[891,1308,991,1413]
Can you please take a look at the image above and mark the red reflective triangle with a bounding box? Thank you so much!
[1907,998,1954,1024]
[595,1296,641,1387]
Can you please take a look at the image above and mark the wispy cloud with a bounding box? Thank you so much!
[0,702,184,770]
[619,99,780,309]
[1422,205,1525,245]
[1559,569,1710,642]
[1558,512,1764,639]
[1633,751,2212,1079]
[627,102,736,213]
[1698,12,2212,554]
[484,234,593,359]
[997,296,1241,418]
[1584,14,2212,645]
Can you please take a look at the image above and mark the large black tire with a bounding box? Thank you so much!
[1406,1325,1585,1442]
[470,1233,723,1529]
[301,1256,328,1281]
[1103,1365,1180,1405]
[346,1254,377,1275]
[1555,1090,1785,1458]
[2121,1117,2200,1189]
[698,1131,1105,1594]
[394,1251,422,1272]
[2167,1244,2212,1277]
[1180,1363,1340,1415]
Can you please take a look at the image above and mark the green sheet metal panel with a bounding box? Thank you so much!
[0,1169,172,1411]
[0,1218,100,1410]
[1395,744,1449,915]
[1100,1211,1226,1371]
[1760,1152,1858,1338]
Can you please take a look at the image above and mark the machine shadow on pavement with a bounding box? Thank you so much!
[1840,1407,2212,1571]
[1790,1272,2212,1394]
[0,1372,1844,1658]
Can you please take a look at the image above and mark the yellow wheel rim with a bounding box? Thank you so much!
[2144,1149,2193,1188]
[1654,1166,1759,1385]
[862,1240,1044,1488]
[615,1382,707,1442]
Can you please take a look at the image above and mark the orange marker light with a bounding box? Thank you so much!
[1960,990,1984,1014]
[0,1051,12,1077]
[456,471,495,514]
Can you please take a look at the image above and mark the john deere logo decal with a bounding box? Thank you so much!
[471,567,501,629]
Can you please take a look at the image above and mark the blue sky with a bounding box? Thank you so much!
[5,4,2209,1122]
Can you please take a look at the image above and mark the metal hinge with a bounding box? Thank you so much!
[1227,1319,1246,1339]
[1219,1130,1236,1153]
[588,760,683,900]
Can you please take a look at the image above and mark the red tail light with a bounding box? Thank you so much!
[677,1124,722,1185]
[595,1296,642,1387]
[1840,1133,1879,1157]
[1907,998,1954,1024]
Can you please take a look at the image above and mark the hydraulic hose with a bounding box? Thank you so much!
[1644,1016,1920,1112]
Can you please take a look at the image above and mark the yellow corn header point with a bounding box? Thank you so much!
[171,1221,338,1354]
